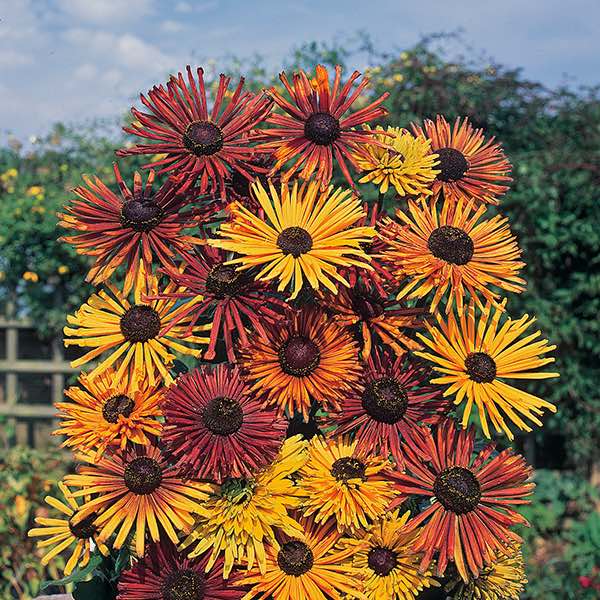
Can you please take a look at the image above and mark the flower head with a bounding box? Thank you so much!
[162,363,287,482]
[210,179,374,299]
[355,126,440,196]
[64,444,210,557]
[390,419,534,581]
[240,308,361,420]
[59,164,201,293]
[117,66,273,194]
[258,64,389,188]
[416,300,559,439]
[28,482,109,575]
[380,197,526,315]
[53,368,163,459]
[412,115,511,205]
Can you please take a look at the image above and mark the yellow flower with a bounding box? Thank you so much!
[416,299,559,439]
[58,265,69,275]
[393,73,404,82]
[23,271,39,282]
[355,126,439,196]
[15,495,29,519]
[181,435,308,578]
[26,185,44,197]
[298,436,399,532]
[341,510,439,600]
[210,180,374,300]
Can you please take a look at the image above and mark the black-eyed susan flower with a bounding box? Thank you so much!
[412,115,511,205]
[390,419,533,582]
[210,179,374,300]
[53,367,163,459]
[240,308,361,421]
[63,263,210,386]
[117,539,243,600]
[320,282,425,358]
[238,515,361,600]
[297,436,399,532]
[64,444,210,558]
[444,544,527,600]
[116,67,273,195]
[154,244,287,361]
[162,363,287,482]
[340,510,438,600]
[325,348,448,469]
[416,300,559,439]
[28,482,108,575]
[58,164,202,294]
[257,64,389,189]
[380,197,526,315]
[180,435,308,578]
[355,126,440,197]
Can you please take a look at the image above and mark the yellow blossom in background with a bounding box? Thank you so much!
[23,271,39,282]
[26,185,45,197]
[58,265,69,275]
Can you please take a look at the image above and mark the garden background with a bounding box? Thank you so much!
[1,33,599,599]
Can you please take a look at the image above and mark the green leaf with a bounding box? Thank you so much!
[73,576,115,600]
[40,553,104,591]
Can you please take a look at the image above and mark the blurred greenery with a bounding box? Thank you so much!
[0,33,598,599]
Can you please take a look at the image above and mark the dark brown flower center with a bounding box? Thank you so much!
[368,547,398,577]
[123,456,163,495]
[120,199,163,232]
[102,394,135,423]
[362,377,408,424]
[427,225,474,265]
[202,396,244,436]
[162,569,206,600]
[120,305,161,342]
[277,540,314,576]
[205,263,245,298]
[465,352,497,383]
[351,290,385,320]
[183,121,224,156]
[436,147,469,182]
[277,226,313,257]
[279,336,321,377]
[304,112,341,146]
[68,513,97,539]
[331,457,366,482]
[433,466,481,514]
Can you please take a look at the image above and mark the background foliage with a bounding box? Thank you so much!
[0,34,598,598]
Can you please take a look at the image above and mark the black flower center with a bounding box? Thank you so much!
[277,226,313,257]
[120,199,163,232]
[368,547,398,577]
[436,147,469,182]
[331,457,366,482]
[351,290,385,320]
[123,456,163,495]
[120,305,161,342]
[465,352,497,383]
[279,336,321,377]
[277,540,314,576]
[205,263,245,298]
[68,513,97,539]
[304,112,341,146]
[162,569,206,600]
[433,466,481,514]
[427,225,474,265]
[183,121,224,156]
[102,394,135,423]
[202,396,244,436]
[362,377,409,424]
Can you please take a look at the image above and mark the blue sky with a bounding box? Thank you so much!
[1,0,598,141]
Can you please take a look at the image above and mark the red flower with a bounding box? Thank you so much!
[390,419,533,581]
[162,363,287,483]
[324,348,448,468]
[117,539,242,599]
[117,67,273,196]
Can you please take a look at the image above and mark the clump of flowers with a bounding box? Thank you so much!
[32,61,558,600]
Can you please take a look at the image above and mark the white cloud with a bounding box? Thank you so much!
[161,20,186,33]
[56,0,155,23]
[175,1,217,13]
[174,1,193,12]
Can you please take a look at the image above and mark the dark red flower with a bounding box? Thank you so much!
[162,363,287,483]
[117,66,273,196]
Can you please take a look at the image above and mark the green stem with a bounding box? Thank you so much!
[376,191,385,214]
